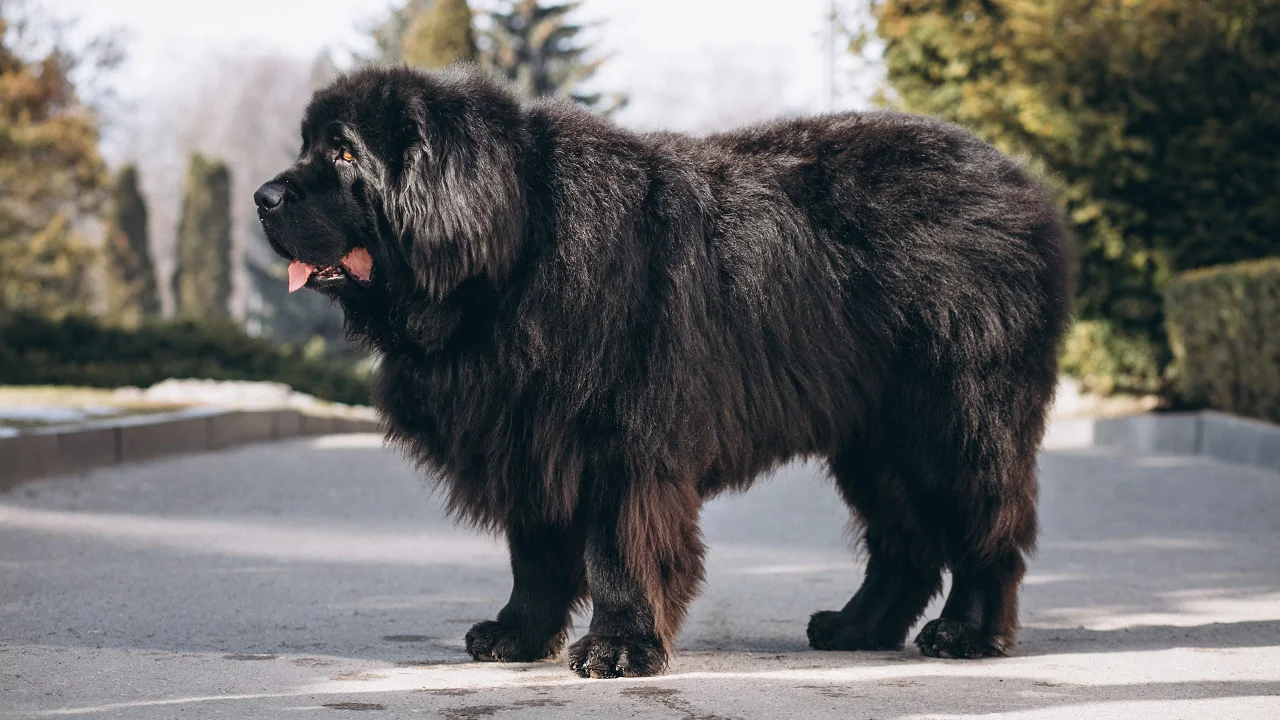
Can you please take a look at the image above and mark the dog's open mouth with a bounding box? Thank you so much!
[288,248,374,293]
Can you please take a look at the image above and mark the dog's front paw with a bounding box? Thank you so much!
[464,620,564,662]
[567,633,666,678]
[807,610,903,651]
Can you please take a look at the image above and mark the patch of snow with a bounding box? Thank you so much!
[0,406,122,424]
[112,379,372,417]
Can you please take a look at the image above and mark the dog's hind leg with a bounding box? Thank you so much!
[567,478,705,678]
[913,369,1046,659]
[465,522,587,662]
[914,448,1038,659]
[915,549,1028,658]
[808,449,944,651]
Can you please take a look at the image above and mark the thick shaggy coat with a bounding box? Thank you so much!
[256,65,1072,678]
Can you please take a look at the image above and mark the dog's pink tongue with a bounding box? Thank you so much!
[342,248,373,282]
[287,260,314,293]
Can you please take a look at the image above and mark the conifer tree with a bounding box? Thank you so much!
[402,0,477,69]
[369,0,624,112]
[173,154,233,319]
[482,0,623,112]
[103,165,159,324]
[370,0,434,63]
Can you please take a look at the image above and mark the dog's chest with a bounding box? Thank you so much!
[373,347,526,459]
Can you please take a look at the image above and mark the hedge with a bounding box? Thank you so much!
[0,313,372,406]
[1059,319,1167,397]
[1164,258,1280,423]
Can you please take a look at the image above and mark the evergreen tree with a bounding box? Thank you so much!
[369,0,434,63]
[402,0,477,69]
[0,9,107,316]
[482,0,623,112]
[173,154,233,320]
[103,165,159,324]
[369,0,625,112]
[870,0,1280,349]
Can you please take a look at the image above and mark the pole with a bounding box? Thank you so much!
[824,0,837,111]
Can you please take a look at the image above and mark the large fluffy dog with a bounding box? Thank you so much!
[256,66,1071,679]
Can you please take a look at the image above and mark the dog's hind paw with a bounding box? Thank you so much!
[567,633,666,679]
[464,620,564,663]
[914,618,1011,659]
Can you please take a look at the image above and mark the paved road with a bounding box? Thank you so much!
[2,432,1279,719]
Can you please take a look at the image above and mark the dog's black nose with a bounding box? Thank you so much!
[254,182,285,211]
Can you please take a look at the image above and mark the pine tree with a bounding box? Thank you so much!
[482,0,624,112]
[173,154,233,320]
[369,0,625,113]
[402,0,477,69]
[0,10,107,316]
[103,165,159,324]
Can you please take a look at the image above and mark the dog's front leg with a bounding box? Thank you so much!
[568,480,705,678]
[465,522,586,662]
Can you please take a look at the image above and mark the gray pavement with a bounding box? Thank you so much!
[2,432,1279,718]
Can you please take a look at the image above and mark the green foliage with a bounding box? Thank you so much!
[1164,259,1280,423]
[870,0,1280,348]
[0,312,373,406]
[402,0,477,69]
[0,10,106,316]
[1059,320,1166,397]
[103,164,159,325]
[173,153,232,320]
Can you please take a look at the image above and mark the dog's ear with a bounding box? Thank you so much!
[384,89,526,298]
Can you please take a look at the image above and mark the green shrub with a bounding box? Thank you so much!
[0,313,372,406]
[1060,320,1167,397]
[1164,259,1280,423]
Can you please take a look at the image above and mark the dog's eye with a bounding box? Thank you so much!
[337,147,355,163]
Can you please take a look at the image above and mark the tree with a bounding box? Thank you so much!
[0,6,108,316]
[402,0,477,69]
[869,0,1280,349]
[173,153,232,320]
[125,51,325,320]
[482,0,624,112]
[103,165,159,324]
[369,0,434,64]
[369,0,625,113]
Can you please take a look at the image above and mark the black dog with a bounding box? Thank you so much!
[256,65,1071,679]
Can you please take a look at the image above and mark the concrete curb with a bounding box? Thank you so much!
[0,408,381,492]
[1044,410,1280,474]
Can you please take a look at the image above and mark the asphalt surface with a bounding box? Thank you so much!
[2,432,1278,719]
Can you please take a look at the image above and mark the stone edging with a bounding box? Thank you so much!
[1044,410,1280,473]
[7,407,1275,491]
[0,408,381,491]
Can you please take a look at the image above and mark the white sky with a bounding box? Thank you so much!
[44,0,870,132]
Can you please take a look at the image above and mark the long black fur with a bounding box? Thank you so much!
[256,65,1072,678]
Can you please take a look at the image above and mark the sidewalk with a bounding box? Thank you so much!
[1,432,1277,718]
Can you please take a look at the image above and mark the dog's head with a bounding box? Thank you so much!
[255,66,528,300]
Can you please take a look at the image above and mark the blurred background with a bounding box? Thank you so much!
[1,0,1277,429]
